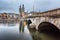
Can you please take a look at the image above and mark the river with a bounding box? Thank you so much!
[0,23,59,40]
[0,23,33,40]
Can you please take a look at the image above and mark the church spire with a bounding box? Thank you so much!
[19,4,25,17]
[22,4,25,12]
[19,5,22,13]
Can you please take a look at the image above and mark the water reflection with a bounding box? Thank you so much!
[0,23,32,40]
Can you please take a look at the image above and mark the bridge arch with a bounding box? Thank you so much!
[38,21,60,34]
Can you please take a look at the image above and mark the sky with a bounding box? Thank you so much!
[0,0,60,13]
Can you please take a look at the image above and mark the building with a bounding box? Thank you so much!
[0,13,8,19]
[0,13,19,20]
[7,13,19,19]
[19,4,28,18]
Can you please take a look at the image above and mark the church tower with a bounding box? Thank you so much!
[22,4,25,12]
[19,5,21,13]
[19,5,22,17]
[19,4,25,18]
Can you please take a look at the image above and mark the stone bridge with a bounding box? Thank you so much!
[26,17,60,30]
[21,8,60,30]
[24,8,60,30]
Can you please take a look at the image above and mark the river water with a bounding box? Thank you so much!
[0,23,33,40]
[0,23,59,40]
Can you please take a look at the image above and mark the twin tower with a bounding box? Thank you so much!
[19,4,25,17]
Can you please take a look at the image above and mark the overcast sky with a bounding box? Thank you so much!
[0,0,60,13]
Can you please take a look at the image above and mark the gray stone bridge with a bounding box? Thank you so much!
[26,17,60,30]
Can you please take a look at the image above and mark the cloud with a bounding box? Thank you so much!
[0,0,20,13]
[0,0,60,13]
[33,0,60,12]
